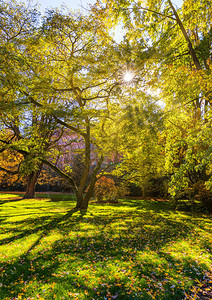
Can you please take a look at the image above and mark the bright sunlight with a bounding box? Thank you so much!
[123,71,134,82]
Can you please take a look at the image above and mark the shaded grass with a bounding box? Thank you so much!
[0,193,211,299]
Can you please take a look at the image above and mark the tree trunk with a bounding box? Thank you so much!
[75,194,89,210]
[142,187,146,198]
[167,0,202,71]
[23,175,37,199]
[75,188,93,210]
[75,192,84,209]
[79,198,89,210]
[23,165,43,199]
[75,156,104,210]
[79,156,105,209]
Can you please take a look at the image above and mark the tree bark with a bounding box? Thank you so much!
[76,195,89,210]
[75,155,104,210]
[23,165,43,199]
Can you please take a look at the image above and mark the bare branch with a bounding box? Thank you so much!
[99,161,120,175]
[121,7,176,21]
[82,82,121,101]
[52,87,82,93]
[42,159,78,192]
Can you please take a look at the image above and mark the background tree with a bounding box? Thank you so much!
[109,88,165,197]
[92,0,212,210]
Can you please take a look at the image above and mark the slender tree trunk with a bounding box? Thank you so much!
[167,0,202,71]
[142,187,146,198]
[23,165,43,199]
[167,0,205,119]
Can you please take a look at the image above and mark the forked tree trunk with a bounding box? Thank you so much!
[76,195,89,210]
[75,156,104,210]
[75,191,94,210]
[75,189,92,210]
[23,165,43,199]
[75,193,84,209]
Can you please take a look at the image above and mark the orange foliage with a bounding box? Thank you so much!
[0,149,23,186]
[94,176,117,202]
[94,176,128,202]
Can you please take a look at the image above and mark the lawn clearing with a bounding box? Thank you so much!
[0,194,211,299]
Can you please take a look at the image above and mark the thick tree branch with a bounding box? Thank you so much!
[0,139,29,157]
[42,159,78,192]
[1,136,78,192]
[121,7,176,21]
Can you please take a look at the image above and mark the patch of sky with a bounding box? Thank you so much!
[17,0,183,43]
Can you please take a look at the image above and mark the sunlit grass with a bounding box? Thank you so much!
[0,193,22,200]
[0,193,211,299]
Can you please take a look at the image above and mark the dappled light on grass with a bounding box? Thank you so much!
[0,194,211,299]
[0,193,22,200]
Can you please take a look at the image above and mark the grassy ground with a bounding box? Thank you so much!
[0,193,211,300]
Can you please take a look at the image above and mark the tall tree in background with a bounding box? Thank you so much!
[0,0,43,198]
[35,10,130,209]
[108,88,164,197]
[92,0,212,209]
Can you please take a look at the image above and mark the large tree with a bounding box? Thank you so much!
[0,0,43,198]
[0,6,133,209]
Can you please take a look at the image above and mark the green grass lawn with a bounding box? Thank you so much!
[0,193,211,300]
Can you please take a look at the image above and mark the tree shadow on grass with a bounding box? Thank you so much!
[0,208,86,298]
[0,216,210,299]
[126,199,174,212]
[0,201,211,299]
[0,208,80,247]
[36,193,76,203]
[94,198,174,214]
[0,253,151,299]
[0,198,24,205]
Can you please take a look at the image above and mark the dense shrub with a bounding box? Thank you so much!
[173,181,212,213]
[193,181,212,213]
[94,176,128,203]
